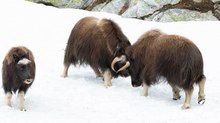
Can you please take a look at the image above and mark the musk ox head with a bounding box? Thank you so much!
[121,47,143,87]
[15,57,33,84]
[111,46,130,77]
[127,58,142,87]
[5,47,35,85]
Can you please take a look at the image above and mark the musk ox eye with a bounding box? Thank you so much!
[13,54,19,62]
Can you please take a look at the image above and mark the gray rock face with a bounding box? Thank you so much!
[151,9,218,22]
[27,0,220,22]
[93,0,128,15]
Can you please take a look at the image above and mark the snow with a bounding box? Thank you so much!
[0,0,220,123]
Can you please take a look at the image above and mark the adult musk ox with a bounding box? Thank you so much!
[124,29,205,109]
[2,46,35,111]
[62,16,131,87]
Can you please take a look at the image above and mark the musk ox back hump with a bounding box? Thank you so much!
[63,16,131,87]
[64,16,130,69]
[135,30,204,88]
[130,29,205,109]
[154,34,203,86]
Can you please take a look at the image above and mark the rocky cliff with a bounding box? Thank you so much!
[28,0,220,22]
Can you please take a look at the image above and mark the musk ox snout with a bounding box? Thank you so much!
[16,58,33,84]
[132,80,142,87]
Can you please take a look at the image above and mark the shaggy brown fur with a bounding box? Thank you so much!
[126,29,206,109]
[63,16,131,87]
[2,46,36,111]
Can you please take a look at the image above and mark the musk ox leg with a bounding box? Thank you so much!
[182,88,193,109]
[92,67,102,78]
[103,69,112,87]
[62,64,70,78]
[18,91,26,111]
[142,82,149,96]
[6,92,12,107]
[198,78,206,104]
[169,84,181,100]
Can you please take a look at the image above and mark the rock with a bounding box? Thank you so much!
[27,0,220,21]
[150,9,218,22]
[92,0,128,15]
[63,0,94,9]
[122,0,181,18]
[213,2,220,20]
[122,0,158,18]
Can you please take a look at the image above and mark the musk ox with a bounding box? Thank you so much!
[2,46,35,111]
[62,16,131,87]
[124,29,205,109]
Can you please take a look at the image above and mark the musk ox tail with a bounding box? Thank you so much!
[64,30,77,67]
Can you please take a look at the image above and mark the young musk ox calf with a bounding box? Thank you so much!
[124,29,205,109]
[62,16,131,87]
[2,46,35,111]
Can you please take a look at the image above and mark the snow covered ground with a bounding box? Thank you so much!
[0,0,220,123]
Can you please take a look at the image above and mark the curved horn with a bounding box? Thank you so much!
[24,79,33,85]
[116,61,130,73]
[111,56,122,72]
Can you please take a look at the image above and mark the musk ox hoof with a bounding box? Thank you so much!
[61,74,68,78]
[198,99,205,104]
[20,108,27,111]
[96,74,103,78]
[181,104,190,109]
[19,105,26,111]
[7,104,12,107]
[6,101,12,107]
[104,82,112,88]
[173,96,181,100]
[104,84,112,88]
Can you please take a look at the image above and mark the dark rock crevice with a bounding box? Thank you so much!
[84,0,110,11]
[119,2,129,15]
[36,1,58,7]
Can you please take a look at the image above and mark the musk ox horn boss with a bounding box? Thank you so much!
[2,46,36,111]
[125,29,206,109]
[62,16,131,87]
